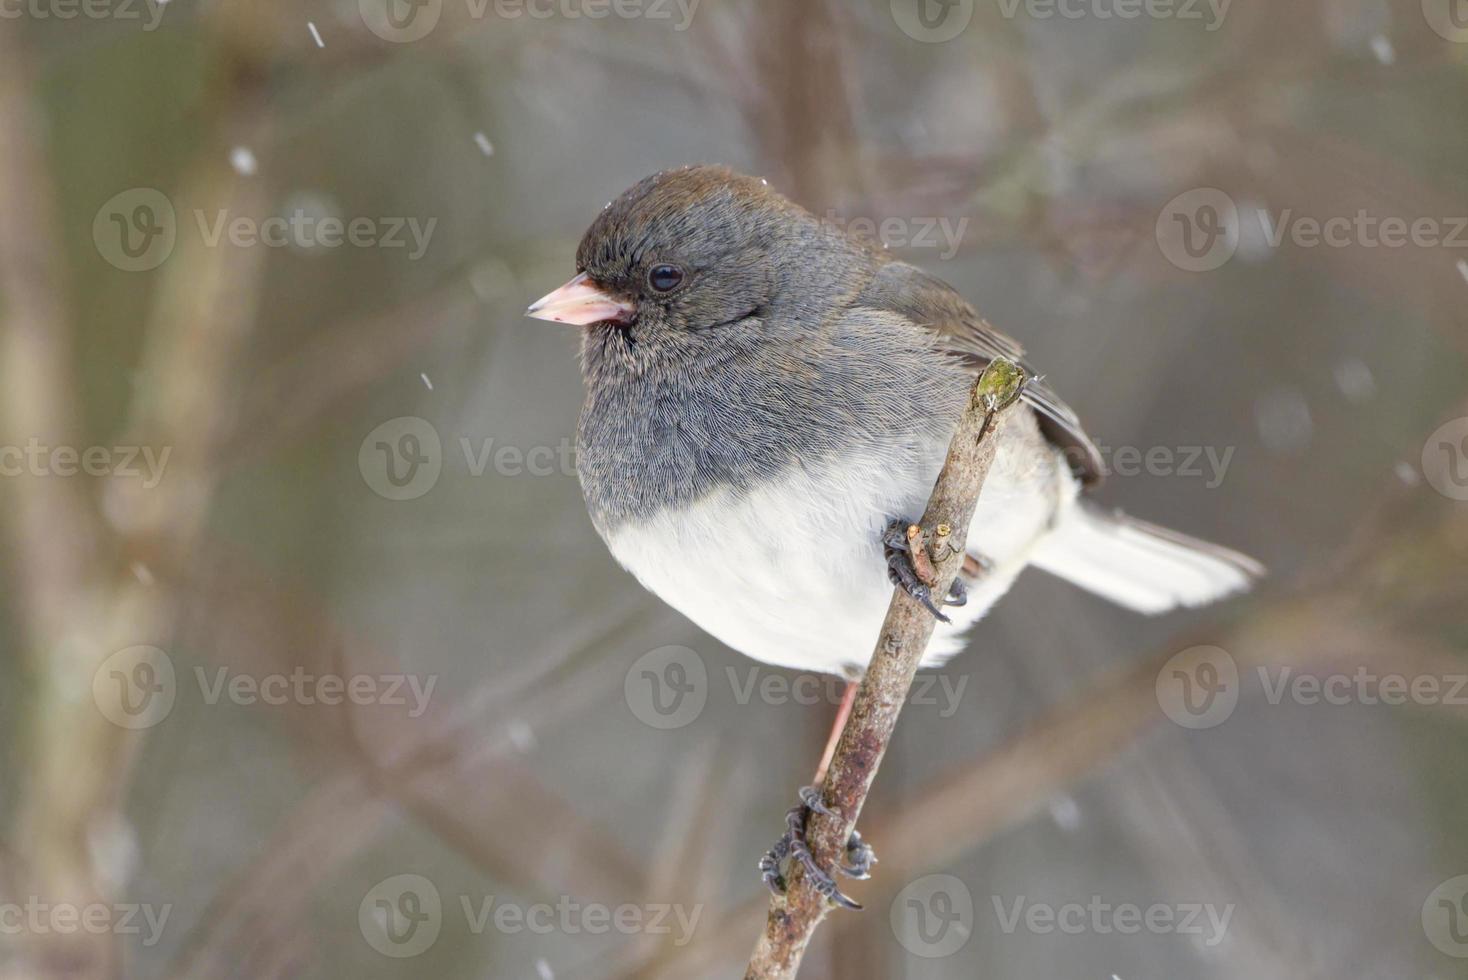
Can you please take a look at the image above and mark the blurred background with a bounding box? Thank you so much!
[2,0,1468,977]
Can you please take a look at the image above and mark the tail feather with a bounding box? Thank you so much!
[1031,504,1264,615]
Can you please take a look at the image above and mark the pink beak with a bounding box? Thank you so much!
[526,272,635,326]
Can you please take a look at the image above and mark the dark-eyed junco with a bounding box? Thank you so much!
[527,164,1262,905]
[530,164,1260,674]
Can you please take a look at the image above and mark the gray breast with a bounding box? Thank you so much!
[576,314,975,534]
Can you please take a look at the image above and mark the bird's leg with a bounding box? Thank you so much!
[760,785,875,911]
[883,518,965,621]
[760,682,876,910]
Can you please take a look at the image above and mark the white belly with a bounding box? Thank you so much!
[602,422,1074,675]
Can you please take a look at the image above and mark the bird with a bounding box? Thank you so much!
[526,164,1262,906]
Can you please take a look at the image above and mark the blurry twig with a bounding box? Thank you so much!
[0,27,111,976]
[744,360,1027,980]
[2,6,277,975]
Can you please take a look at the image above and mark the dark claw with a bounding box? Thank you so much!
[760,786,874,911]
[944,578,968,608]
[798,784,838,818]
[883,518,951,623]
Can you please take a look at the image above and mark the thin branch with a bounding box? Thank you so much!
[743,359,1028,980]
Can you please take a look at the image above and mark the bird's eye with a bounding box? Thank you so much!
[648,264,684,292]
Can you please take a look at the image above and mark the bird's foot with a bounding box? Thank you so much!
[882,519,967,622]
[759,786,876,911]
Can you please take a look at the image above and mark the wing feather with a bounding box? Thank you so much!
[854,260,1105,487]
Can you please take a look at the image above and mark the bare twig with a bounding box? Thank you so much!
[744,359,1028,980]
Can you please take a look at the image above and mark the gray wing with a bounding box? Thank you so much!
[854,259,1105,487]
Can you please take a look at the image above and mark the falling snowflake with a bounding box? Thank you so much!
[1332,357,1376,403]
[308,21,324,48]
[1048,794,1082,831]
[507,719,536,752]
[1254,387,1314,455]
[1369,34,1395,65]
[473,132,495,157]
[229,146,257,176]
